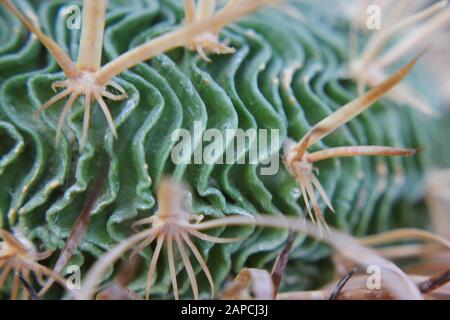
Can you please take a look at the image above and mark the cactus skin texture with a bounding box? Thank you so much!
[0,0,448,299]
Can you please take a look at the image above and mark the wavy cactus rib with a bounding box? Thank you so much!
[1,0,268,147]
[0,0,449,300]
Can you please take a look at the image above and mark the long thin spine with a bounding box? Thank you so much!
[292,134,311,162]
[166,235,179,300]
[35,90,71,117]
[0,266,11,287]
[389,82,435,115]
[188,229,239,243]
[298,54,420,150]
[23,261,69,289]
[184,0,196,23]
[175,235,199,300]
[310,174,335,213]
[81,93,92,149]
[78,214,428,300]
[359,0,447,68]
[145,234,164,300]
[308,146,416,163]
[214,0,243,34]
[297,175,316,223]
[1,0,78,78]
[77,0,107,71]
[95,0,269,85]
[94,93,118,138]
[385,0,410,24]
[301,173,329,234]
[377,7,450,68]
[197,0,216,20]
[11,273,20,300]
[21,270,31,300]
[360,229,450,247]
[193,215,421,299]
[74,229,156,300]
[55,94,78,144]
[182,233,215,298]
[134,234,157,255]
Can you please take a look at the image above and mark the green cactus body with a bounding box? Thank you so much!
[0,0,447,299]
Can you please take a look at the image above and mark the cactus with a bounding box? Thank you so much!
[0,0,449,300]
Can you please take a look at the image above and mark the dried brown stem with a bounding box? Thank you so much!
[39,170,107,296]
[271,233,296,295]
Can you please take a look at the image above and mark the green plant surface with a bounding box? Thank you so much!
[0,0,448,299]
